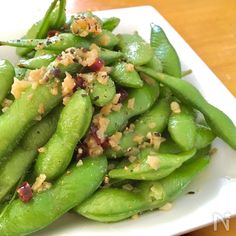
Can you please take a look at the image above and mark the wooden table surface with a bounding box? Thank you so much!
[68,0,236,235]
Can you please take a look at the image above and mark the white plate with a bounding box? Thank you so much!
[0,3,236,236]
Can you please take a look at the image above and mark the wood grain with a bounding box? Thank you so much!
[67,0,236,235]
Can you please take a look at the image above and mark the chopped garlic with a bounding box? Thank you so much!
[146,155,160,170]
[170,101,181,113]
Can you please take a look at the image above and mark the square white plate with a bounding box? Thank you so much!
[0,3,236,236]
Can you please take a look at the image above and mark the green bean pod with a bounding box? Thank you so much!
[18,54,57,70]
[89,78,116,107]
[16,0,66,57]
[0,106,62,202]
[150,24,181,77]
[109,148,196,180]
[111,62,144,88]
[76,155,209,222]
[168,105,197,151]
[105,98,171,158]
[0,33,91,52]
[136,67,236,150]
[0,60,15,104]
[0,156,107,236]
[34,89,92,180]
[118,33,153,65]
[0,80,62,160]
[92,30,119,49]
[102,17,120,31]
[105,80,160,136]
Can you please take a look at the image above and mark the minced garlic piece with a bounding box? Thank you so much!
[146,155,160,170]
[98,34,110,47]
[133,135,144,144]
[70,16,102,37]
[125,63,134,72]
[38,147,46,153]
[76,159,83,167]
[122,184,134,191]
[127,98,135,110]
[111,103,122,112]
[97,71,108,85]
[170,101,181,113]
[104,176,110,184]
[86,136,103,156]
[32,174,47,192]
[63,96,71,106]
[112,94,121,104]
[109,132,122,150]
[159,202,173,211]
[62,72,75,97]
[28,67,46,83]
[133,163,140,172]
[146,132,165,149]
[96,116,110,141]
[11,79,31,99]
[1,98,13,112]
[38,103,45,114]
[128,155,137,163]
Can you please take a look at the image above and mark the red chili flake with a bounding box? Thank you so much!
[17,182,33,203]
[117,88,129,103]
[90,126,102,145]
[88,58,104,72]
[47,30,60,37]
[101,138,110,149]
[74,75,86,89]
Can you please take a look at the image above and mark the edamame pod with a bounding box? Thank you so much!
[0,60,15,104]
[0,80,62,160]
[18,53,57,70]
[34,89,93,180]
[118,33,153,65]
[0,33,91,52]
[76,156,209,222]
[168,105,197,151]
[16,0,66,57]
[150,24,181,77]
[0,156,107,236]
[105,80,160,136]
[109,148,196,180]
[136,67,236,150]
[99,48,123,65]
[0,106,62,202]
[195,124,216,149]
[92,30,119,49]
[159,135,182,154]
[111,62,143,88]
[145,55,163,72]
[102,17,120,31]
[89,78,116,107]
[105,98,171,158]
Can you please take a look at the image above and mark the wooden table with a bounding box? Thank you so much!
[68,0,236,235]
